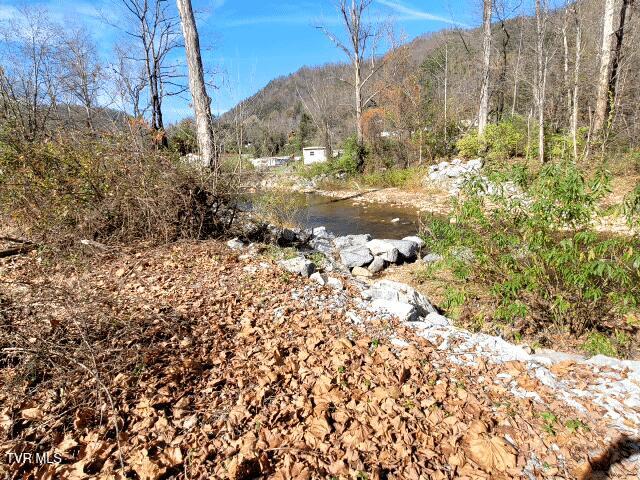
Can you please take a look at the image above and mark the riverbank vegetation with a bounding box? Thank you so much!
[413,160,640,358]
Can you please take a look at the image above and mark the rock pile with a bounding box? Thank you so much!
[426,158,483,195]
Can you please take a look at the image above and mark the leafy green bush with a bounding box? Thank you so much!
[456,131,482,158]
[483,117,527,161]
[421,161,640,354]
[337,135,366,174]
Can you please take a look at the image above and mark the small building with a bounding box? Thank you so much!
[303,147,328,165]
[250,156,291,169]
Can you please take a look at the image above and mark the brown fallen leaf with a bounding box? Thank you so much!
[468,434,517,473]
[21,407,44,420]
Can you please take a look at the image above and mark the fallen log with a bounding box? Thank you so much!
[0,243,38,258]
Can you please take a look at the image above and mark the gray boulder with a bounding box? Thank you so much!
[363,280,436,318]
[367,256,387,274]
[366,239,400,263]
[402,236,425,249]
[277,257,316,277]
[339,245,373,268]
[334,234,372,250]
[422,253,443,264]
[383,239,419,262]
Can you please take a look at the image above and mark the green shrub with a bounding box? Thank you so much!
[582,332,617,357]
[456,131,482,158]
[360,167,425,188]
[624,183,640,229]
[336,135,366,174]
[456,117,528,160]
[421,161,640,354]
[484,117,527,161]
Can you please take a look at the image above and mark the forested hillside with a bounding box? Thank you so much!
[220,0,640,163]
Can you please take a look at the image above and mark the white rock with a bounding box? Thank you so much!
[277,257,316,277]
[424,312,451,327]
[326,277,344,290]
[226,238,245,250]
[366,239,400,263]
[334,234,372,249]
[310,272,327,286]
[391,218,400,223]
[368,256,387,273]
[364,280,436,317]
[370,299,418,322]
[402,236,425,248]
[384,239,419,261]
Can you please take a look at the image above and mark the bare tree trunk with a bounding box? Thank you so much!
[478,0,492,136]
[444,43,448,146]
[606,0,633,132]
[571,5,581,161]
[355,59,363,146]
[593,0,616,134]
[176,0,216,171]
[511,19,524,116]
[562,9,571,127]
[535,0,548,162]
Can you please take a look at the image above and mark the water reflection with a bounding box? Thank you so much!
[293,193,419,239]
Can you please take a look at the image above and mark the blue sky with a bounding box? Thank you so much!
[0,0,477,123]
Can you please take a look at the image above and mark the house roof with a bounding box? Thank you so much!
[302,146,325,151]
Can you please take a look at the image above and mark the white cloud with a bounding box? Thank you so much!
[376,0,465,27]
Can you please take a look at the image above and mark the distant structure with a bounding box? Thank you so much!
[250,156,290,168]
[303,147,328,165]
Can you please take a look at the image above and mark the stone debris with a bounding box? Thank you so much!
[338,245,374,269]
[226,238,245,250]
[277,256,316,277]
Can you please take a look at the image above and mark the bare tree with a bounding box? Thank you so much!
[534,0,550,162]
[112,43,148,119]
[59,28,104,132]
[296,76,336,159]
[318,0,388,168]
[119,0,184,145]
[593,0,617,135]
[176,0,216,171]
[570,3,582,161]
[0,8,61,141]
[478,0,492,136]
[602,0,634,135]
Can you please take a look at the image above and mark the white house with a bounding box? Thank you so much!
[303,147,327,165]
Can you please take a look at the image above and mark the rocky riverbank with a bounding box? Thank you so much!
[226,225,640,442]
